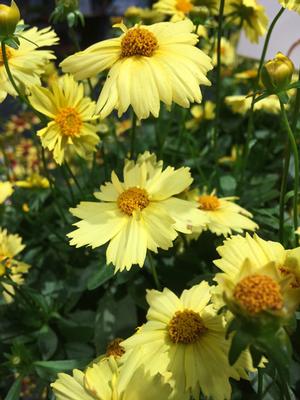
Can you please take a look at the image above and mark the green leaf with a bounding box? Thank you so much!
[5,377,22,400]
[37,326,58,360]
[229,330,252,365]
[34,359,88,372]
[87,265,114,291]
[220,175,236,194]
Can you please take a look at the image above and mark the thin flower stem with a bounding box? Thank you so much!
[148,253,161,290]
[240,7,285,185]
[279,99,299,244]
[213,0,226,153]
[64,160,84,196]
[130,113,137,159]
[257,368,264,399]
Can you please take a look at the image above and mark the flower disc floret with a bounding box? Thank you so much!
[55,107,82,137]
[198,194,220,210]
[233,274,283,314]
[168,309,207,344]
[106,338,125,358]
[121,27,158,57]
[117,187,150,215]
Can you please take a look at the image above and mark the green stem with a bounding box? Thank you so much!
[279,100,299,244]
[130,113,137,159]
[148,253,161,290]
[257,368,264,399]
[241,7,285,185]
[64,160,84,196]
[213,0,226,153]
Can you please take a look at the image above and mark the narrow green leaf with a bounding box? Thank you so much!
[34,359,88,372]
[5,377,22,400]
[229,331,252,365]
[87,265,114,291]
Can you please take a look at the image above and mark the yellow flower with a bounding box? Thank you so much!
[0,21,58,103]
[153,0,195,20]
[185,189,258,237]
[121,282,255,400]
[225,0,268,43]
[68,152,208,272]
[15,173,50,189]
[185,101,215,130]
[218,145,241,165]
[29,74,100,165]
[0,228,30,303]
[213,234,300,313]
[51,356,172,400]
[225,94,281,114]
[60,19,213,120]
[212,37,235,67]
[278,0,300,13]
[235,68,258,80]
[0,181,13,204]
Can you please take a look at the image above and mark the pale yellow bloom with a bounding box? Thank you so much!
[51,356,172,400]
[225,94,281,114]
[235,69,258,80]
[225,0,268,43]
[185,189,258,237]
[15,173,50,189]
[124,6,165,23]
[0,228,30,303]
[185,101,215,130]
[68,152,208,272]
[212,37,235,67]
[121,282,255,400]
[153,0,195,20]
[29,74,100,165]
[0,21,59,103]
[278,0,300,13]
[61,20,213,120]
[218,145,241,165]
[0,182,13,204]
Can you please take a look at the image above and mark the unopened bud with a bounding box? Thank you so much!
[261,52,294,93]
[0,0,20,37]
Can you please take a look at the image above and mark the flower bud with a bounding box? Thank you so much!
[261,52,294,93]
[0,0,20,37]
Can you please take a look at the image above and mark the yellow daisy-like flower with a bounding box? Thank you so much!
[185,101,215,131]
[51,356,172,400]
[278,0,300,13]
[0,228,30,303]
[121,282,255,400]
[225,0,268,43]
[15,173,50,189]
[60,19,213,120]
[29,74,100,165]
[185,189,258,237]
[225,94,281,114]
[213,234,300,313]
[212,37,236,67]
[0,22,59,103]
[68,152,208,272]
[0,181,13,204]
[153,0,195,20]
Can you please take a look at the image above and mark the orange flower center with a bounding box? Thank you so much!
[106,338,125,358]
[121,27,158,57]
[168,310,207,344]
[198,194,220,210]
[55,107,82,137]
[233,274,283,314]
[176,0,193,13]
[0,45,12,66]
[117,187,149,215]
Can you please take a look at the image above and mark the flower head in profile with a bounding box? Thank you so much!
[61,19,213,120]
[15,173,50,189]
[68,152,208,271]
[225,0,268,43]
[29,74,100,165]
[0,21,58,103]
[184,189,258,237]
[153,0,195,20]
[0,228,30,303]
[225,94,281,114]
[51,356,172,400]
[213,234,300,315]
[278,0,300,13]
[121,282,255,400]
[0,181,13,204]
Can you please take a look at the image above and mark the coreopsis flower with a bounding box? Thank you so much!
[212,37,235,67]
[0,228,30,303]
[225,94,281,114]
[15,173,50,189]
[0,181,13,203]
[261,52,294,93]
[213,234,300,313]
[278,0,300,13]
[185,101,215,131]
[60,19,213,120]
[29,74,100,165]
[218,145,241,165]
[51,356,172,400]
[225,0,268,43]
[121,282,255,400]
[184,189,258,237]
[68,152,208,271]
[153,0,195,20]
[0,22,59,103]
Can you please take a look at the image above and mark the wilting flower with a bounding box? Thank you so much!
[51,356,172,400]
[121,282,255,400]
[61,19,213,120]
[184,189,258,237]
[225,95,282,114]
[0,22,58,103]
[29,74,100,165]
[0,228,30,303]
[213,234,300,314]
[278,0,300,13]
[225,0,268,43]
[0,181,13,204]
[68,152,208,271]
